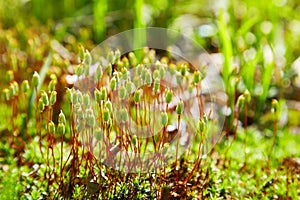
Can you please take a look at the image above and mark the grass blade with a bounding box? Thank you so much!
[93,0,107,42]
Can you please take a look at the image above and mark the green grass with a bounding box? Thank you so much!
[215,127,300,199]
[93,0,108,42]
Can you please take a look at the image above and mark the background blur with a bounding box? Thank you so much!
[1,0,300,106]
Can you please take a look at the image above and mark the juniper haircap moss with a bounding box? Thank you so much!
[176,100,184,115]
[161,112,168,126]
[76,90,83,103]
[12,81,19,96]
[103,107,110,122]
[21,80,30,93]
[48,79,57,92]
[198,118,206,133]
[121,109,128,122]
[84,50,92,65]
[50,91,57,106]
[94,88,101,103]
[2,88,10,101]
[9,84,15,97]
[125,81,132,94]
[58,110,66,124]
[100,87,107,100]
[32,71,40,87]
[41,91,49,106]
[271,99,278,113]
[237,95,245,108]
[57,122,65,135]
[134,89,142,103]
[244,89,251,103]
[119,86,127,99]
[83,93,90,106]
[75,64,84,76]
[38,98,45,111]
[193,70,201,84]
[48,121,55,134]
[164,88,173,104]
[95,64,103,81]
[110,77,117,91]
[154,78,160,92]
[105,100,113,113]
[7,70,14,82]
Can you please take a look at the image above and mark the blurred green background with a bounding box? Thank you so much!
[1,0,300,54]
[2,0,300,64]
[1,0,300,113]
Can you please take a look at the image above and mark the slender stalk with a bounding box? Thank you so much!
[138,102,143,167]
[39,111,44,159]
[243,102,248,162]
[51,139,56,182]
[46,127,51,187]
[45,108,51,186]
[161,103,169,148]
[175,114,181,184]
[11,98,15,144]
[224,106,240,160]
[105,122,110,166]
[185,132,204,185]
[268,111,277,160]
[134,103,138,174]
[196,84,204,118]
[233,107,240,140]
[60,134,64,186]
[34,88,39,159]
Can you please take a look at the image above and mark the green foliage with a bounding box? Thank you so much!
[175,100,184,115]
[0,168,22,199]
